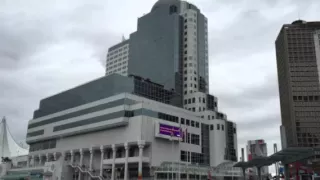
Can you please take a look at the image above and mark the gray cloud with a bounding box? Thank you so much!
[1,0,320,174]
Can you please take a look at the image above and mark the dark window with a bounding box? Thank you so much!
[221,125,224,131]
[184,70,187,74]
[184,25,187,29]
[192,98,195,103]
[181,150,187,161]
[169,5,177,14]
[184,77,187,81]
[191,134,200,145]
[203,98,205,103]
[184,44,187,48]
[208,115,210,120]
[234,128,236,134]
[184,99,187,104]
[186,119,190,126]
[181,118,185,124]
[293,96,297,101]
[184,38,187,41]
[184,91,187,95]
[184,51,187,54]
[184,32,187,35]
[210,125,214,130]
[217,124,220,130]
[195,122,199,128]
[191,121,195,127]
[187,133,190,143]
[129,148,135,157]
[192,107,195,112]
[188,99,191,104]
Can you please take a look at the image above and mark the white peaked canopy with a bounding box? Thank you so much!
[0,117,29,158]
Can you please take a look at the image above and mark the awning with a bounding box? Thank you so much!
[234,147,320,168]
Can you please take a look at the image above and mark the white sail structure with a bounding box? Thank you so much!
[0,117,28,158]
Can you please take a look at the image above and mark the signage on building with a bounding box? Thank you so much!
[154,122,181,140]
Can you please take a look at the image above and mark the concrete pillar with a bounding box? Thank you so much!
[242,168,246,180]
[27,156,30,168]
[111,144,116,180]
[39,155,42,166]
[31,155,34,167]
[284,164,290,180]
[138,140,145,180]
[124,143,129,180]
[70,150,74,165]
[79,149,84,180]
[100,145,104,177]
[257,167,262,180]
[53,152,57,161]
[46,153,49,162]
[89,147,94,171]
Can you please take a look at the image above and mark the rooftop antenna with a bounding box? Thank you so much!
[122,34,126,42]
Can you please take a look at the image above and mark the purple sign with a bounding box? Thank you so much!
[159,123,181,137]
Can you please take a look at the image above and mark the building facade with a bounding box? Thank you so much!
[246,140,268,176]
[275,20,320,148]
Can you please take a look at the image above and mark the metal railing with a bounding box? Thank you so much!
[70,163,104,180]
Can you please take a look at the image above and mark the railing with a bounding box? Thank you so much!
[69,164,104,180]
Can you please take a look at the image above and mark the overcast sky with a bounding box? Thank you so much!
[1,0,320,174]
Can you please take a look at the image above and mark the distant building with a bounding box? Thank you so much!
[275,20,320,148]
[246,139,268,175]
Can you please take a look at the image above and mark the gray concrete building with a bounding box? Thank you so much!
[275,20,320,148]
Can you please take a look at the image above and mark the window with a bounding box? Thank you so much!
[184,91,187,95]
[195,122,199,128]
[184,44,187,48]
[208,115,210,120]
[184,38,187,41]
[184,51,187,54]
[217,124,220,130]
[199,107,201,112]
[181,150,187,161]
[194,84,197,88]
[210,125,214,130]
[222,125,224,131]
[212,116,215,119]
[191,121,195,127]
[187,133,190,143]
[188,99,191,104]
[203,98,205,103]
[181,118,185,124]
[192,98,195,103]
[184,64,187,67]
[184,84,187,88]
[184,99,187,105]
[191,134,200,145]
[184,70,187,74]
[184,32,187,35]
[194,77,197,81]
[192,107,195,112]
[186,119,190,126]
[199,97,201,102]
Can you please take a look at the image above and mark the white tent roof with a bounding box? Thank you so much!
[0,117,29,158]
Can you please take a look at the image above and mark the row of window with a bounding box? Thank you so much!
[182,133,200,145]
[185,107,206,112]
[181,118,199,128]
[210,124,224,131]
[107,57,128,66]
[106,64,127,71]
[180,151,205,164]
[293,95,320,102]
[107,70,127,75]
[29,139,57,152]
[184,97,206,105]
[108,51,128,60]
[107,46,128,56]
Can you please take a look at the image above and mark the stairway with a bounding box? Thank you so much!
[70,164,104,180]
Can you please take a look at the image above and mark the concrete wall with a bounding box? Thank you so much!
[209,120,227,167]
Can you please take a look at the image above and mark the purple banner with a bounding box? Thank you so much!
[159,123,181,137]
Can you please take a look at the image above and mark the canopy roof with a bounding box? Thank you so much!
[0,117,29,158]
[234,147,320,168]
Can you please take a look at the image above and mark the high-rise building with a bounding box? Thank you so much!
[106,0,209,103]
[246,140,268,176]
[275,20,320,148]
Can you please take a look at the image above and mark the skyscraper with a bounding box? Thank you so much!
[275,20,320,148]
[106,0,209,104]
